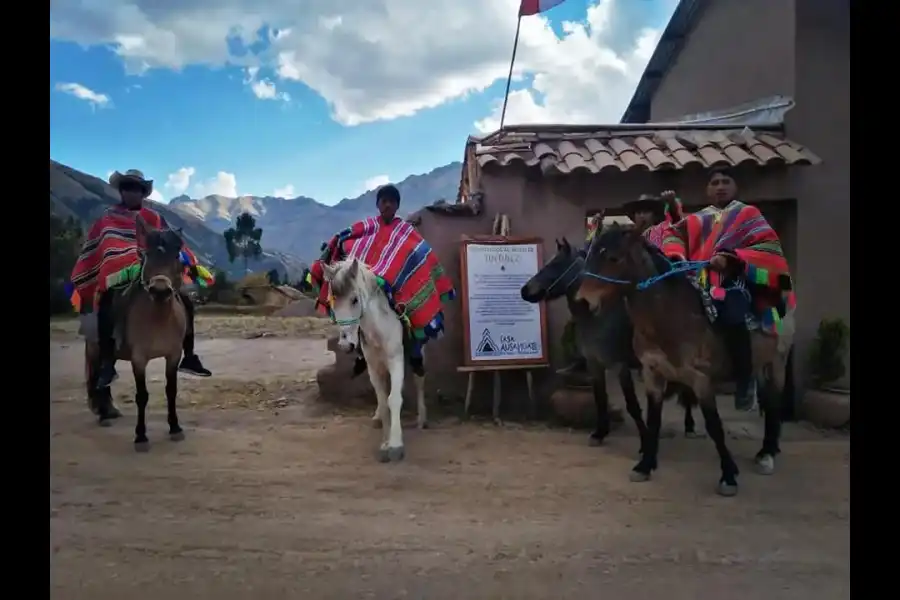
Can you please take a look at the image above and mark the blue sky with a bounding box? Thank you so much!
[49,0,676,205]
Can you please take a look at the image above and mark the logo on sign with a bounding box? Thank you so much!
[474,329,538,358]
[476,329,498,355]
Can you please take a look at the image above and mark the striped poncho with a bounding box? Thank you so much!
[306,216,456,341]
[68,204,213,312]
[661,199,796,334]
[643,196,684,249]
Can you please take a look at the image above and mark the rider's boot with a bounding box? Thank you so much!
[177,291,212,377]
[724,323,756,412]
[94,291,118,389]
[557,356,588,375]
[352,348,368,378]
[409,341,425,377]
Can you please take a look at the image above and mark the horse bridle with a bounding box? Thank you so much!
[137,247,177,294]
[544,253,586,297]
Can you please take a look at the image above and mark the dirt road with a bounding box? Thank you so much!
[50,322,850,600]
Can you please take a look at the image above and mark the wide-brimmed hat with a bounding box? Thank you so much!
[109,169,153,197]
[622,193,665,218]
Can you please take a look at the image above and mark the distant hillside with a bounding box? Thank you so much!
[169,162,462,262]
[49,160,307,281]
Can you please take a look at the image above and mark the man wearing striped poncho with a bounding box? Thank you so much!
[70,169,214,389]
[302,184,455,378]
[660,168,796,412]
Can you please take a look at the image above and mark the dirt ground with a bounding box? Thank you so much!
[50,316,850,600]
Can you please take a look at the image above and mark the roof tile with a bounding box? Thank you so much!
[471,126,819,178]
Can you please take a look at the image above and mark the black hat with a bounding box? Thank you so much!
[622,194,665,219]
[375,184,401,205]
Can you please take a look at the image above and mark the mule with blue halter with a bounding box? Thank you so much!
[520,238,701,452]
[574,222,793,497]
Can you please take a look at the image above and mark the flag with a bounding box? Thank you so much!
[519,0,567,17]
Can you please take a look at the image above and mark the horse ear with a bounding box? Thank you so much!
[561,237,571,250]
[555,238,562,250]
[348,258,359,278]
[322,263,336,282]
[135,214,150,248]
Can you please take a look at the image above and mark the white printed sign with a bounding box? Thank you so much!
[464,242,546,363]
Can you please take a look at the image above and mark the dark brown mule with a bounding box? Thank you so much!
[85,215,189,451]
[575,223,794,496]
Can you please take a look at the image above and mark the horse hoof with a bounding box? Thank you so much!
[134,441,150,453]
[418,421,429,430]
[387,446,405,462]
[716,481,739,497]
[371,418,383,429]
[629,469,651,483]
[377,447,391,463]
[98,419,114,428]
[169,431,185,442]
[108,406,123,419]
[684,431,705,439]
[754,454,776,476]
[588,432,606,447]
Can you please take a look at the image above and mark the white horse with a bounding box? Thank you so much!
[322,258,426,462]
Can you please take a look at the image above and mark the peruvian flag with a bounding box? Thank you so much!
[519,0,567,17]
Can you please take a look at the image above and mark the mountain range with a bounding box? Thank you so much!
[168,161,462,261]
[49,159,462,281]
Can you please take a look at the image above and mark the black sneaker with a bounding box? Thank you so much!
[352,356,368,378]
[179,354,212,377]
[409,356,425,377]
[557,358,588,375]
[95,362,118,389]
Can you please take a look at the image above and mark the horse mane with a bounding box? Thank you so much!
[640,238,676,278]
[329,259,380,298]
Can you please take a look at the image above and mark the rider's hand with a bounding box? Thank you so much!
[660,190,677,203]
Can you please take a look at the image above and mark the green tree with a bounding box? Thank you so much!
[223,212,263,273]
[266,268,281,286]
[49,200,84,315]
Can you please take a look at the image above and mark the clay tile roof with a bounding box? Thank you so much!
[470,126,819,179]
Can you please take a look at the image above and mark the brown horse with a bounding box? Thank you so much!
[85,215,189,451]
[575,223,794,497]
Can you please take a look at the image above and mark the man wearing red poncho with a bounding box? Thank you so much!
[70,169,213,389]
[659,168,796,412]
[302,184,455,377]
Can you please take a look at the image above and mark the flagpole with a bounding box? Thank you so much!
[499,13,523,131]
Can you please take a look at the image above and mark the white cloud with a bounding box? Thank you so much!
[195,171,238,198]
[164,167,196,195]
[364,175,390,191]
[55,82,111,109]
[273,184,295,198]
[49,0,672,127]
[148,189,165,202]
[244,67,290,102]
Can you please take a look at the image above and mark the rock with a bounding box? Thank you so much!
[801,388,851,429]
[274,296,321,318]
[316,364,376,408]
[315,334,422,411]
[549,387,624,429]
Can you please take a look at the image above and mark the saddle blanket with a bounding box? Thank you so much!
[308,217,455,340]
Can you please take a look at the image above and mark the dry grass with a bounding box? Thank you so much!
[49,314,334,342]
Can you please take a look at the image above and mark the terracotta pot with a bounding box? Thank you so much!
[802,388,850,429]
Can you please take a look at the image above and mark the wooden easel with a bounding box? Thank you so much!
[458,213,549,425]
[459,363,545,424]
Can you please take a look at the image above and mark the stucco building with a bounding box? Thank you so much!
[411,0,850,410]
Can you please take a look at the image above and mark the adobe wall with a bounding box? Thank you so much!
[414,164,798,415]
